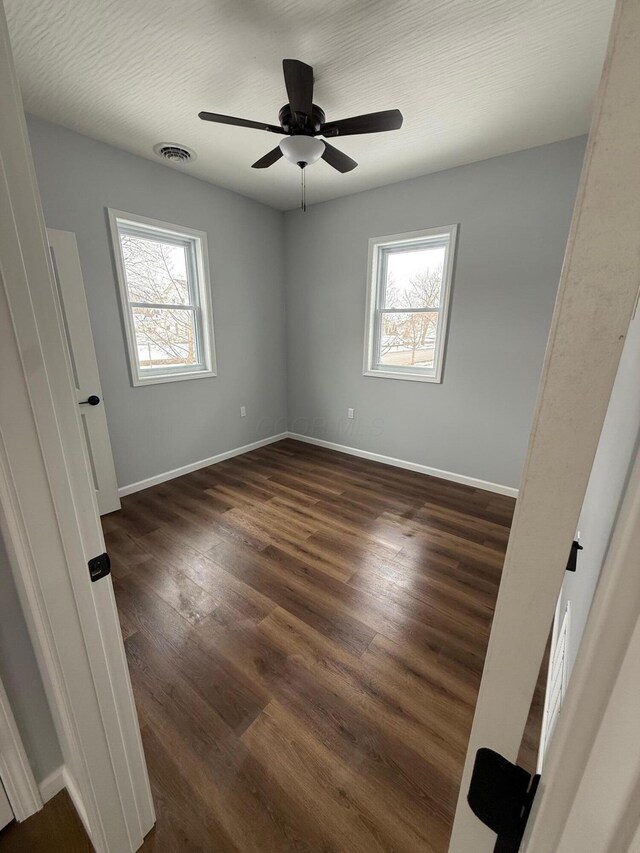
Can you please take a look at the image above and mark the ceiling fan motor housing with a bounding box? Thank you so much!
[278,104,326,135]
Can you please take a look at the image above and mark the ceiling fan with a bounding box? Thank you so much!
[198,59,403,175]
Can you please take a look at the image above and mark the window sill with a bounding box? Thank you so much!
[131,367,217,387]
[363,368,442,384]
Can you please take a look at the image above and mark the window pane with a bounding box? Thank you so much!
[383,245,446,309]
[132,306,199,369]
[378,311,439,369]
[120,233,191,305]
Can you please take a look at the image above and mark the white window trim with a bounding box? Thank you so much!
[363,224,458,383]
[108,209,217,387]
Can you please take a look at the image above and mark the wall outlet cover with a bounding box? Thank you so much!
[240,406,246,417]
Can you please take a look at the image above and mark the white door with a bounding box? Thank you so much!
[2,8,153,851]
[0,780,13,832]
[449,0,640,849]
[47,229,120,515]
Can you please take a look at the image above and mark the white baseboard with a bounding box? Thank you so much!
[286,432,519,498]
[38,765,65,803]
[118,433,288,497]
[117,430,517,500]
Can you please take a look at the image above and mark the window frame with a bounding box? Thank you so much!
[108,209,216,387]
[363,224,458,383]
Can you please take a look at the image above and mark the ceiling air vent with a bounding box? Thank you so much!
[153,143,196,164]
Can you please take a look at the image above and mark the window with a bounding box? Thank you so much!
[364,225,457,383]
[108,210,216,386]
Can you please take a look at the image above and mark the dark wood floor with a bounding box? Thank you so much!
[109,439,515,852]
[0,791,92,852]
[2,439,523,852]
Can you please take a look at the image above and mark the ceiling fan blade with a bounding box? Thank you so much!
[321,142,357,173]
[282,59,314,117]
[198,111,283,134]
[321,109,403,138]
[252,147,283,169]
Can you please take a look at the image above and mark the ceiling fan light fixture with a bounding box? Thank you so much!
[279,135,325,167]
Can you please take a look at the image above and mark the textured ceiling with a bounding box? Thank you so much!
[6,0,614,211]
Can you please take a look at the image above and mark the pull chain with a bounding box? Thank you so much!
[300,165,307,212]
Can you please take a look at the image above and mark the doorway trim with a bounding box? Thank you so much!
[523,443,640,850]
[0,670,42,822]
[0,5,154,852]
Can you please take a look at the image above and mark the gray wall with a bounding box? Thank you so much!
[0,526,61,783]
[561,308,640,679]
[27,119,585,492]
[27,116,288,489]
[284,137,586,489]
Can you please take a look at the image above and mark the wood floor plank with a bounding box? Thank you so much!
[138,528,274,621]
[127,628,265,738]
[103,527,152,578]
[126,646,294,851]
[0,791,92,852]
[243,701,429,853]
[266,533,393,584]
[128,488,224,554]
[258,607,470,775]
[207,541,378,657]
[247,662,456,839]
[116,577,270,716]
[140,725,239,852]
[132,558,220,626]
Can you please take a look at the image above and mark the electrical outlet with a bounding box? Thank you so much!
[347,408,355,419]
[240,406,246,417]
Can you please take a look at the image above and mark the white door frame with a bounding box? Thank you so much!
[449,0,640,848]
[0,4,153,852]
[524,443,640,850]
[0,668,42,822]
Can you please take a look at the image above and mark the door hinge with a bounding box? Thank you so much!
[566,539,583,573]
[88,552,111,582]
[468,748,540,853]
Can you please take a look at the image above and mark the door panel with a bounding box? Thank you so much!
[538,599,570,771]
[47,229,120,515]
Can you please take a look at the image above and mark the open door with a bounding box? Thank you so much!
[0,5,154,851]
[449,0,640,849]
[47,229,120,515]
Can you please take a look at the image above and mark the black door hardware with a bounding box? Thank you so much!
[79,395,101,406]
[88,552,111,582]
[566,539,583,572]
[468,748,540,853]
